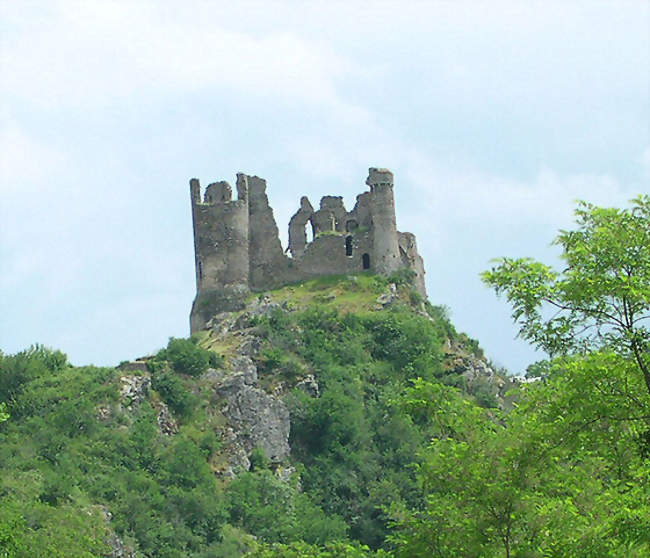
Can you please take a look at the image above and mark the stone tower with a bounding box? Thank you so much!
[367,168,401,274]
[189,176,250,333]
[189,168,426,333]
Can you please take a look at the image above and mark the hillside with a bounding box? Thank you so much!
[0,273,509,557]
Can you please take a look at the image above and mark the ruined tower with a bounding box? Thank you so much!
[189,168,426,333]
[367,168,401,274]
[189,176,250,333]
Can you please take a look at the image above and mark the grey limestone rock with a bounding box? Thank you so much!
[296,374,320,398]
[156,402,178,436]
[201,367,227,383]
[119,374,151,406]
[218,381,290,463]
[232,300,281,331]
[208,312,235,335]
[237,335,262,357]
[101,508,137,558]
[275,465,297,484]
[230,355,258,385]
[96,404,112,422]
[221,427,251,477]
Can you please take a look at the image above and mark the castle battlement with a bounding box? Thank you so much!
[189,168,426,332]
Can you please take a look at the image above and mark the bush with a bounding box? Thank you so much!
[361,312,442,377]
[257,348,304,381]
[226,470,348,545]
[249,447,271,471]
[152,371,198,417]
[386,268,416,287]
[156,337,218,377]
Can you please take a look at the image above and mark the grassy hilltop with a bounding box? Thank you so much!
[1,268,648,557]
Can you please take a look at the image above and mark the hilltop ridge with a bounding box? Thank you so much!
[0,273,507,556]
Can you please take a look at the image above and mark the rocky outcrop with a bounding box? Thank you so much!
[296,374,320,398]
[119,374,151,406]
[116,373,178,435]
[155,402,178,436]
[230,355,259,385]
[445,350,514,408]
[221,380,290,462]
[215,365,290,466]
[375,283,398,309]
[101,508,136,558]
[448,354,499,385]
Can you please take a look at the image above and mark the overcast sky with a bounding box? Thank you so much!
[1,1,648,374]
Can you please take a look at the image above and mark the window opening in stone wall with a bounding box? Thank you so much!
[346,219,358,232]
[345,235,353,256]
[305,222,314,244]
[198,260,203,282]
[362,253,370,269]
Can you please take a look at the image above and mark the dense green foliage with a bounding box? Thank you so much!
[1,291,478,556]
[254,305,452,548]
[482,195,650,394]
[1,198,647,557]
[151,336,222,377]
[390,354,650,557]
[0,347,229,557]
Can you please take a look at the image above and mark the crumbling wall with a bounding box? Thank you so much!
[246,174,291,289]
[352,192,372,229]
[310,208,335,236]
[297,232,373,277]
[398,232,426,297]
[288,197,314,259]
[319,196,347,232]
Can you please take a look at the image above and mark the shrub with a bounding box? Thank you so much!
[249,447,271,471]
[225,470,348,545]
[152,371,197,417]
[157,337,218,377]
[386,268,416,287]
[257,348,304,381]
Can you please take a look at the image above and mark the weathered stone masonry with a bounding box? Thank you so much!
[190,168,426,332]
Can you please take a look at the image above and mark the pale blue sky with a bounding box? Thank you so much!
[1,1,648,374]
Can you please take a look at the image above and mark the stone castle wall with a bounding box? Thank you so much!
[190,168,426,332]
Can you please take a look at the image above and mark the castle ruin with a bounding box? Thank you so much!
[189,168,426,332]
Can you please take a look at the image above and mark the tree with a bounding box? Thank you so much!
[390,373,650,557]
[482,195,650,394]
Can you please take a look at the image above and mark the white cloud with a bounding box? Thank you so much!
[402,151,632,230]
[0,1,358,110]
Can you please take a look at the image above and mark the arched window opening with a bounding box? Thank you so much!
[345,235,353,256]
[305,222,314,244]
[346,219,358,232]
[362,253,370,270]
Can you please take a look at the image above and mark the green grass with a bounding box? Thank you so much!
[255,273,392,314]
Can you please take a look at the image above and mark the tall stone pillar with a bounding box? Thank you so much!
[367,168,401,274]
